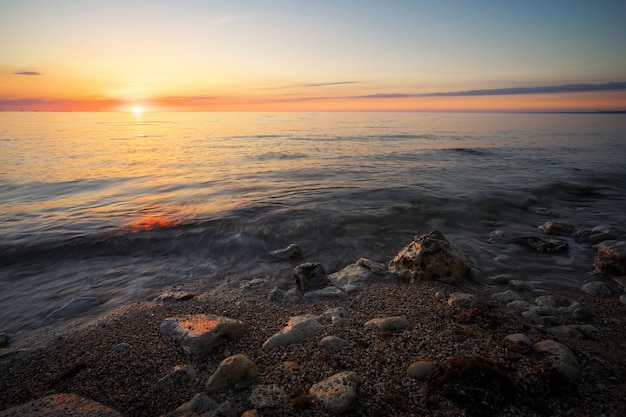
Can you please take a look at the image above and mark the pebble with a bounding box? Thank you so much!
[407,361,434,379]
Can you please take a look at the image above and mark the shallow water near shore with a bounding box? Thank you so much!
[1,111,625,345]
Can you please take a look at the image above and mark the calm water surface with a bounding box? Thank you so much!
[1,112,625,344]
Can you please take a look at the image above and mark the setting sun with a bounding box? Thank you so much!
[132,106,143,114]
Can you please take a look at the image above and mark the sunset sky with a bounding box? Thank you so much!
[1,0,625,112]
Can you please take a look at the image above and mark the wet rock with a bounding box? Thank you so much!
[322,307,350,324]
[534,295,579,313]
[268,287,300,303]
[594,240,626,275]
[206,354,258,392]
[506,300,533,312]
[581,281,614,296]
[534,339,581,383]
[364,316,411,332]
[388,231,471,283]
[43,297,101,322]
[152,291,196,304]
[504,333,532,347]
[512,235,569,254]
[576,226,618,242]
[249,385,289,410]
[294,262,331,291]
[303,286,347,301]
[356,257,388,274]
[270,243,302,259]
[165,393,219,416]
[538,221,576,235]
[491,290,521,303]
[407,360,434,379]
[447,292,476,308]
[160,314,246,360]
[0,393,123,417]
[547,325,585,339]
[262,314,323,350]
[309,371,359,414]
[572,308,593,322]
[521,310,544,325]
[489,274,513,284]
[328,263,375,291]
[240,278,271,292]
[320,335,352,352]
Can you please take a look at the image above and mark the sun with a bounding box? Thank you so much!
[132,106,144,114]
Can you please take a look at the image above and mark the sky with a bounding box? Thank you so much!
[1,0,625,112]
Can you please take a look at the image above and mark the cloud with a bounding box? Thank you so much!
[13,71,42,76]
[419,82,626,97]
[302,81,357,88]
[351,93,414,99]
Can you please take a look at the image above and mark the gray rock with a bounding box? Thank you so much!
[270,243,302,259]
[538,221,576,235]
[160,314,246,360]
[0,393,123,417]
[328,263,375,290]
[388,231,471,283]
[512,235,569,253]
[594,240,626,274]
[356,257,388,274]
[319,335,352,352]
[534,295,579,312]
[166,393,219,416]
[43,296,100,322]
[547,325,585,339]
[294,262,331,291]
[489,274,513,284]
[268,287,301,303]
[206,354,258,392]
[534,339,581,383]
[581,281,614,296]
[521,310,544,325]
[249,385,289,410]
[156,364,198,389]
[447,292,476,308]
[309,371,359,414]
[507,300,533,312]
[571,308,593,322]
[407,361,434,379]
[364,316,411,332]
[303,286,347,301]
[491,290,521,303]
[576,226,618,242]
[152,291,196,304]
[240,278,271,292]
[504,333,532,347]
[262,314,323,350]
[322,307,350,324]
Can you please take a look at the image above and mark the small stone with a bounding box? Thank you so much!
[407,361,434,379]
[364,316,411,332]
[433,291,446,300]
[447,292,476,308]
[262,315,323,350]
[491,290,521,303]
[581,281,614,296]
[270,243,302,259]
[206,354,258,392]
[309,371,359,414]
[504,333,532,347]
[249,385,289,410]
[294,262,331,291]
[319,336,352,352]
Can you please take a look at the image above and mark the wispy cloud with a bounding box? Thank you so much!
[301,81,357,88]
[13,71,42,76]
[419,82,626,97]
[257,81,357,91]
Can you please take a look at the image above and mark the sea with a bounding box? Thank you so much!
[1,111,625,346]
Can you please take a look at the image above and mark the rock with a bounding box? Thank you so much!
[0,393,123,416]
[160,314,246,360]
[309,371,359,414]
[270,243,302,259]
[512,235,569,253]
[320,335,352,352]
[595,240,626,274]
[509,279,530,290]
[534,339,581,383]
[506,300,532,312]
[489,274,513,284]
[491,290,521,303]
[241,410,260,417]
[572,308,593,322]
[156,364,198,388]
[407,361,434,379]
[165,393,219,416]
[0,333,7,348]
[447,292,476,308]
[504,333,532,347]
[364,316,411,332]
[322,307,350,324]
[262,314,323,350]
[152,291,196,304]
[547,325,585,339]
[249,385,290,410]
[328,263,375,291]
[521,310,544,325]
[43,297,101,322]
[294,262,331,291]
[111,342,129,351]
[581,281,614,296]
[534,295,579,313]
[206,354,258,392]
[576,226,618,242]
[356,257,388,274]
[388,231,471,283]
[538,221,576,235]
[268,287,301,303]
[304,286,347,301]
[240,278,271,292]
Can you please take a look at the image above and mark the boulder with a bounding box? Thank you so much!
[388,231,471,283]
[534,339,581,383]
[594,240,626,275]
[160,314,246,360]
[294,263,331,291]
[262,314,323,350]
[0,393,122,417]
[309,371,359,414]
[206,354,258,392]
[364,316,411,332]
[249,385,290,410]
[512,235,569,254]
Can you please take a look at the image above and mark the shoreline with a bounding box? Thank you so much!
[1,267,625,416]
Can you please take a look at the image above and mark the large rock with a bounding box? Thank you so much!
[206,354,258,392]
[294,263,331,291]
[594,240,626,275]
[262,314,323,350]
[0,393,122,417]
[388,231,471,283]
[309,371,359,414]
[160,314,246,360]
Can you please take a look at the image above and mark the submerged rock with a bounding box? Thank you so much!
[309,371,359,414]
[262,314,323,350]
[512,235,569,254]
[581,281,614,296]
[160,314,246,360]
[594,240,626,275]
[294,262,331,292]
[388,231,471,283]
[537,221,576,235]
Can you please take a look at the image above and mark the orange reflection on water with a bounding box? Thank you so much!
[130,216,179,232]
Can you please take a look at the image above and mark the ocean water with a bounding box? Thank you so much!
[1,111,625,344]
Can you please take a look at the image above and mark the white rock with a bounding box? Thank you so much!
[309,371,359,414]
[262,315,323,350]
